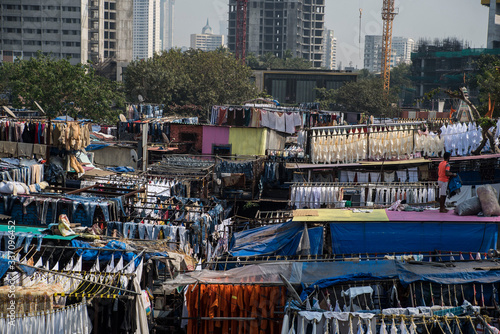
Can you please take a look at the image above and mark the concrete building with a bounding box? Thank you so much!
[219,19,228,44]
[0,0,133,80]
[190,20,224,51]
[133,0,161,59]
[364,35,415,73]
[227,0,326,68]
[160,0,174,50]
[322,29,336,70]
[253,69,357,104]
[482,0,500,48]
[410,44,500,109]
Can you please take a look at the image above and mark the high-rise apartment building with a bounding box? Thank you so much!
[133,0,161,59]
[364,35,415,73]
[160,0,174,50]
[0,0,133,80]
[190,20,224,51]
[322,29,336,70]
[219,19,228,43]
[227,0,326,68]
[483,0,500,48]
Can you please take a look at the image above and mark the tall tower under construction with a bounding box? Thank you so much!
[227,0,326,68]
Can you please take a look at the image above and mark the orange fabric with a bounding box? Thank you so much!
[249,285,261,334]
[269,287,279,334]
[231,285,243,333]
[186,286,195,334]
[237,285,245,334]
[487,94,495,118]
[208,285,219,333]
[240,286,252,333]
[210,285,221,334]
[201,285,211,334]
[221,285,229,333]
[438,161,450,182]
[259,287,269,333]
[186,284,286,334]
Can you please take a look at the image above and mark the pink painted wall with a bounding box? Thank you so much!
[202,126,230,155]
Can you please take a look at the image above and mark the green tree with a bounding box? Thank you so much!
[124,48,258,114]
[0,53,125,122]
[390,63,412,93]
[475,54,500,118]
[390,63,415,107]
[316,77,392,116]
[357,69,374,80]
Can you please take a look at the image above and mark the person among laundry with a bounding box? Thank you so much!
[438,152,456,213]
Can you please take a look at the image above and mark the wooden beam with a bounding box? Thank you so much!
[66,184,97,195]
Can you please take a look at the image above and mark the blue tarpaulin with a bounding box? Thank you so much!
[106,166,135,173]
[300,260,500,300]
[85,144,110,151]
[169,260,500,297]
[396,261,500,285]
[330,222,497,254]
[309,227,324,255]
[70,240,168,267]
[0,257,36,279]
[230,221,323,257]
[300,273,389,300]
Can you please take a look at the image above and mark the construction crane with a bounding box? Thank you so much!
[235,0,248,61]
[381,0,398,93]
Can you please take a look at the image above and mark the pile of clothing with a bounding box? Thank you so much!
[52,121,91,151]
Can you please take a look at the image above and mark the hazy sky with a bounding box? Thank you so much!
[174,0,489,69]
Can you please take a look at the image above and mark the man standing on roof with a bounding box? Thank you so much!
[438,152,456,213]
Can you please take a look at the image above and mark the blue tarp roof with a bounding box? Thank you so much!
[229,221,323,257]
[330,222,497,254]
[167,259,500,291]
[300,260,500,300]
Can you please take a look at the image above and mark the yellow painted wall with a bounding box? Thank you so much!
[228,127,267,156]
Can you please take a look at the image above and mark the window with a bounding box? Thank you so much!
[63,18,80,23]
[24,17,41,22]
[24,29,41,34]
[24,40,42,45]
[4,28,21,33]
[3,40,21,45]
[23,5,39,10]
[5,4,21,10]
[212,144,231,155]
[180,133,198,142]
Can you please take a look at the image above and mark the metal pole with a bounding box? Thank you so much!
[142,123,148,172]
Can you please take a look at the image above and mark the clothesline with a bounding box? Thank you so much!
[290,182,437,188]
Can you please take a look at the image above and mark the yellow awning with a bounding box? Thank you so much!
[292,209,389,222]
